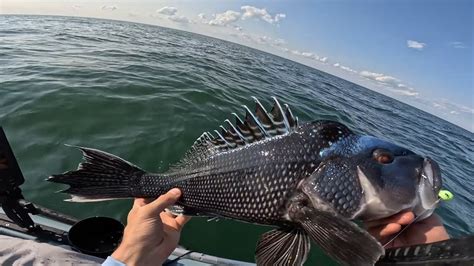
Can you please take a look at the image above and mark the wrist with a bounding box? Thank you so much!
[111,244,140,266]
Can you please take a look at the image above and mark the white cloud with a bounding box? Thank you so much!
[256,35,270,44]
[397,83,416,91]
[275,13,286,22]
[232,32,287,49]
[449,41,467,49]
[101,5,117,11]
[238,33,252,41]
[287,49,330,63]
[360,70,399,86]
[407,40,426,50]
[209,10,241,26]
[388,88,419,96]
[197,13,208,24]
[340,66,356,73]
[157,6,177,16]
[155,7,190,23]
[273,38,286,46]
[431,100,474,114]
[396,84,418,94]
[334,63,357,73]
[360,70,384,79]
[241,6,286,24]
[253,36,286,47]
[168,15,189,23]
[319,57,328,63]
[71,5,81,10]
[359,70,421,97]
[291,50,302,56]
[375,75,399,85]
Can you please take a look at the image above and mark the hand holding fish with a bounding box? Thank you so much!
[365,211,449,248]
[111,188,190,266]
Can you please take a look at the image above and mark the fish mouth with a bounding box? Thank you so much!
[415,157,442,219]
[421,157,442,192]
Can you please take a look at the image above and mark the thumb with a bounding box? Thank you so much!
[144,188,182,215]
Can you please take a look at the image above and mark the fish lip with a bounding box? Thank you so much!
[415,157,442,219]
[421,157,442,192]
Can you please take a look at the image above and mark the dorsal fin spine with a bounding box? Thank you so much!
[219,125,228,134]
[284,103,298,127]
[242,105,270,137]
[206,131,215,139]
[252,97,274,130]
[225,119,246,142]
[232,113,244,125]
[272,97,290,132]
[203,132,212,141]
[213,130,230,147]
[232,113,253,141]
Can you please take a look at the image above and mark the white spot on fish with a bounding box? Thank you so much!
[263,183,269,192]
[414,246,421,256]
[403,247,410,256]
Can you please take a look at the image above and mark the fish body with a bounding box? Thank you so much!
[49,98,442,265]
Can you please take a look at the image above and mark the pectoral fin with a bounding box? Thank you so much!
[255,227,310,266]
[294,206,384,266]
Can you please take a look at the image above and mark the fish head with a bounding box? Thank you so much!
[352,136,443,220]
[301,135,442,221]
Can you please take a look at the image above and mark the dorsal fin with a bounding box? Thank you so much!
[167,98,298,171]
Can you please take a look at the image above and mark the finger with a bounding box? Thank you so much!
[175,215,191,230]
[143,198,154,204]
[368,223,402,240]
[144,188,182,215]
[366,211,415,228]
[133,198,148,208]
[366,212,408,227]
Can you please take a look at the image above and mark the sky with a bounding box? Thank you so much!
[1,0,473,131]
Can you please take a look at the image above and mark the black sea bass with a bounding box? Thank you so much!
[49,98,442,265]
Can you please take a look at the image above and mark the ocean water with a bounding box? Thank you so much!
[0,15,472,264]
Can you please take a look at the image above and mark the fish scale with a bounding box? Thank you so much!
[311,157,364,217]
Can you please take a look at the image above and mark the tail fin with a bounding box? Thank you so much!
[48,146,145,202]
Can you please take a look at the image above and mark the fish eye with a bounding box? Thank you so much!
[372,149,394,164]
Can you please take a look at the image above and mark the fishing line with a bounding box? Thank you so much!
[382,189,453,248]
[382,198,440,248]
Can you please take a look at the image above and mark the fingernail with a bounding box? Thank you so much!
[169,188,181,197]
[402,212,415,222]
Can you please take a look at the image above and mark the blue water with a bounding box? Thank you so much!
[0,15,472,264]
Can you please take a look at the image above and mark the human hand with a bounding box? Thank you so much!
[111,188,190,266]
[365,211,449,248]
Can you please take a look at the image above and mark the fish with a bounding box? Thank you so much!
[48,97,443,265]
